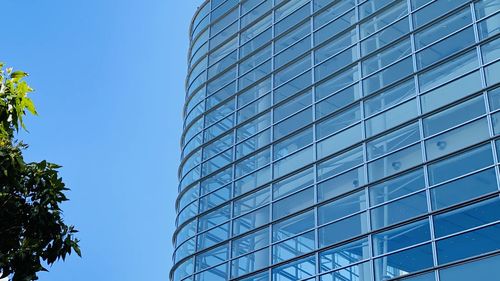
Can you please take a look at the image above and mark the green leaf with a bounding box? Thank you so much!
[10,71,28,79]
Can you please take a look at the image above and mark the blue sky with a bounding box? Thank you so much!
[0,0,201,280]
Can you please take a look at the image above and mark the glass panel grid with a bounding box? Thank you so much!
[173,1,500,280]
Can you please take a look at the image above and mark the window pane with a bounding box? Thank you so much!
[368,143,422,183]
[431,168,498,210]
[234,187,270,216]
[427,144,494,186]
[364,79,415,117]
[439,253,500,281]
[369,168,425,206]
[272,230,315,263]
[316,104,361,139]
[319,237,370,272]
[273,145,314,179]
[318,190,367,225]
[231,247,269,278]
[233,206,270,236]
[374,244,434,281]
[319,213,369,247]
[317,145,364,181]
[274,127,313,160]
[371,191,428,230]
[319,261,372,281]
[365,98,418,138]
[273,167,314,200]
[273,187,314,220]
[316,84,361,119]
[232,227,269,257]
[434,197,500,238]
[273,210,315,242]
[272,256,316,281]
[372,219,431,256]
[318,166,366,202]
[425,117,490,161]
[436,223,500,265]
[196,244,229,271]
[367,122,420,160]
[423,95,486,137]
[420,71,483,114]
[274,91,312,122]
[317,123,363,159]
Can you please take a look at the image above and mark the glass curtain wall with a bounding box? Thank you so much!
[173,0,500,280]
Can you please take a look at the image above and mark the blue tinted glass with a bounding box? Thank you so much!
[373,219,431,256]
[423,95,486,137]
[273,167,314,199]
[273,210,315,242]
[196,243,229,270]
[316,104,361,139]
[434,197,500,238]
[273,187,314,219]
[497,140,500,159]
[195,263,228,281]
[233,206,270,236]
[437,223,500,264]
[317,166,366,202]
[317,145,364,181]
[425,118,490,161]
[374,244,434,281]
[431,168,498,210]
[320,237,370,272]
[318,190,367,225]
[439,254,500,281]
[231,247,269,278]
[232,227,269,257]
[316,84,361,119]
[368,143,422,183]
[427,144,494,185]
[367,122,420,160]
[319,213,368,247]
[272,255,316,281]
[371,191,428,230]
[272,230,315,263]
[319,261,371,281]
[369,168,425,206]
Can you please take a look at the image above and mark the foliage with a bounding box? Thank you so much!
[0,63,80,281]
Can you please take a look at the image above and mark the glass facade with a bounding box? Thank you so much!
[173,0,500,280]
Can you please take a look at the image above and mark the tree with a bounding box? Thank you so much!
[0,63,80,281]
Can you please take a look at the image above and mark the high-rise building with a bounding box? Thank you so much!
[172,1,500,281]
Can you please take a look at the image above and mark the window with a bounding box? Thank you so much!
[431,168,498,210]
[273,167,314,200]
[374,243,434,281]
[232,227,269,258]
[372,219,431,256]
[273,210,315,242]
[273,187,314,220]
[272,256,316,281]
[370,191,428,230]
[369,168,425,206]
[436,223,500,265]
[319,213,368,247]
[233,187,270,216]
[319,237,370,272]
[318,190,366,225]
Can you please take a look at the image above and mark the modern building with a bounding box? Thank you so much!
[172,0,500,281]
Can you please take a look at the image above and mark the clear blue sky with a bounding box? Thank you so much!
[0,1,201,280]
